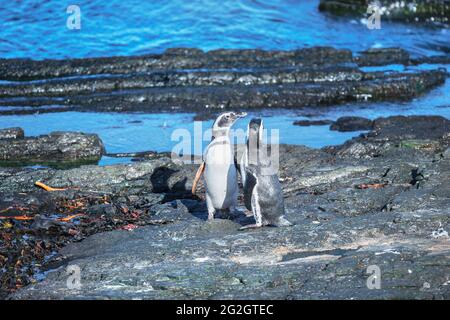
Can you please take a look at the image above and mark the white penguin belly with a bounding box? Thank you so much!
[204,142,237,209]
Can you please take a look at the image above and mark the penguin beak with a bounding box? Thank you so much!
[235,112,247,119]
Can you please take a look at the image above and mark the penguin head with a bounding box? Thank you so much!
[247,118,264,145]
[212,111,247,132]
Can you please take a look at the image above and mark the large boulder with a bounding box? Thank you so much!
[0,131,105,165]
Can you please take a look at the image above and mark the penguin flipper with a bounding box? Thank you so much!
[234,151,241,175]
[243,166,257,211]
[192,161,206,195]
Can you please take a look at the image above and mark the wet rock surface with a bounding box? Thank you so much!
[0,47,354,81]
[331,115,450,158]
[0,158,194,297]
[1,115,449,299]
[330,116,374,132]
[293,116,374,132]
[0,47,447,116]
[0,131,105,166]
[0,128,24,140]
[371,116,450,140]
[354,48,411,67]
[319,0,450,26]
[293,119,334,126]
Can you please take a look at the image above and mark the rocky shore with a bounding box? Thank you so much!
[0,115,448,299]
[0,47,448,116]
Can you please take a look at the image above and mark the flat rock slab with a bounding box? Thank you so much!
[371,116,450,140]
[331,115,450,158]
[0,47,447,116]
[0,157,191,195]
[330,116,373,132]
[293,119,334,126]
[9,210,450,299]
[0,127,24,140]
[0,131,105,166]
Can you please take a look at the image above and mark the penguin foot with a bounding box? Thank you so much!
[231,208,245,216]
[239,223,263,230]
[244,210,253,217]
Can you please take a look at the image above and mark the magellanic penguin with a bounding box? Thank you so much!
[241,118,292,229]
[240,118,264,207]
[192,111,247,220]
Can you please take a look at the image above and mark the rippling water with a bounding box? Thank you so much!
[1,0,448,60]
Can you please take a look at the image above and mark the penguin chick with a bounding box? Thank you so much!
[240,118,292,229]
[242,164,293,229]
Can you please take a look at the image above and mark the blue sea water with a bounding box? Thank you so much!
[0,0,448,166]
[0,0,448,60]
